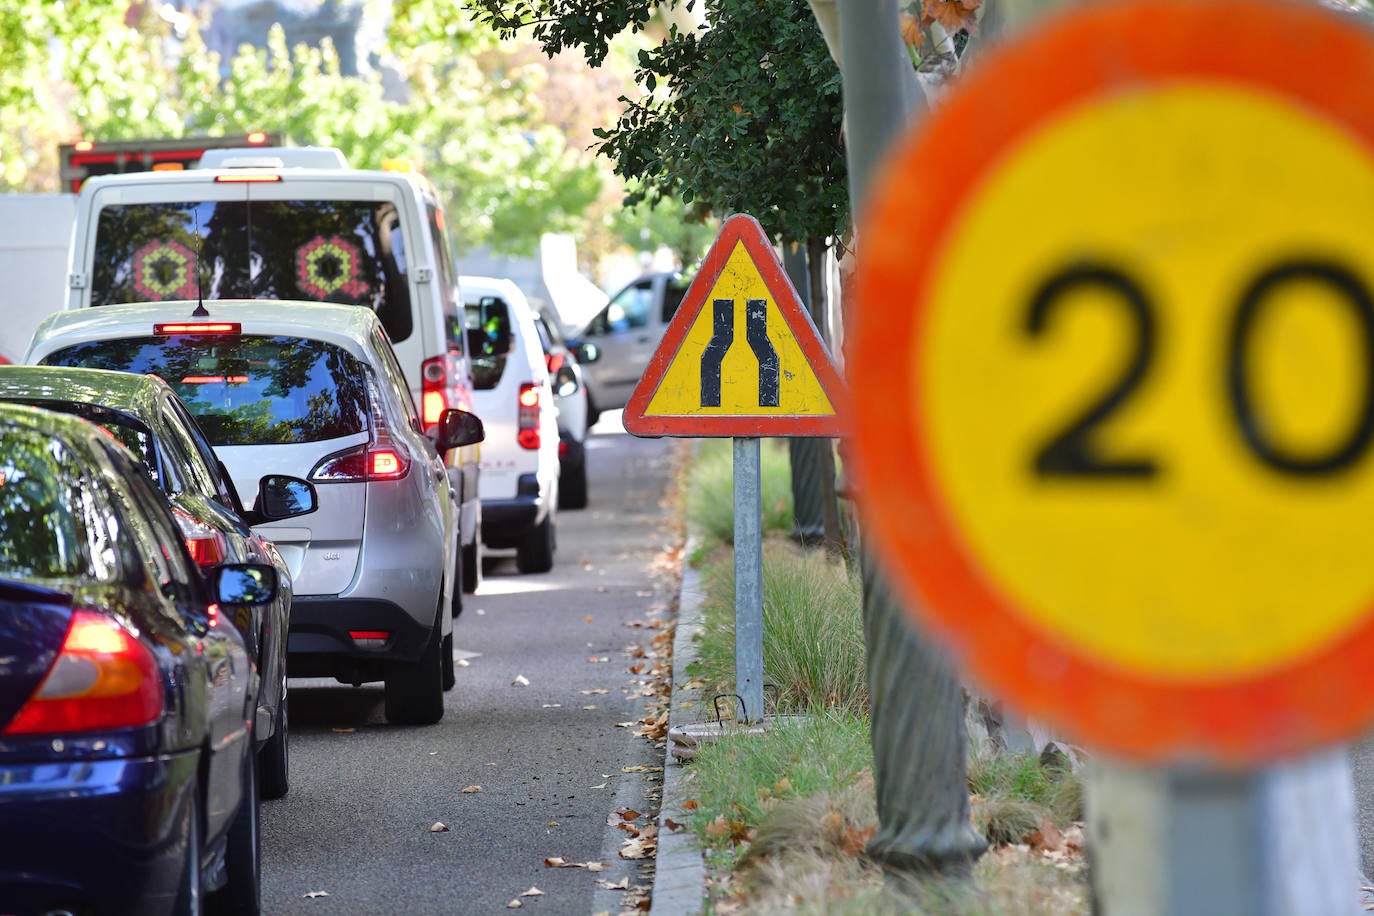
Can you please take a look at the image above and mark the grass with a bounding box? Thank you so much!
[685,438,794,552]
[674,439,1090,914]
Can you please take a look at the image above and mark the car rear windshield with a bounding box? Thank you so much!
[0,429,106,580]
[465,299,512,391]
[89,200,414,342]
[41,335,369,447]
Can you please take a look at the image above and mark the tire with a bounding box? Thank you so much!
[559,454,588,510]
[516,513,555,574]
[461,537,482,594]
[209,754,261,916]
[257,692,288,801]
[384,607,445,725]
[450,549,465,618]
[174,791,204,916]
[442,631,455,692]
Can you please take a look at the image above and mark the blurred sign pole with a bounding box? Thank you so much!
[847,0,1372,908]
[621,213,846,726]
[733,437,764,723]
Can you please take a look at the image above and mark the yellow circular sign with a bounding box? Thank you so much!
[929,83,1374,678]
[850,0,1374,760]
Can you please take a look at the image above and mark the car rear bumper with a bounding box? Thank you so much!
[286,596,433,680]
[0,750,199,915]
[481,474,549,547]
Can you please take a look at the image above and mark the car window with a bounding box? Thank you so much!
[371,326,421,431]
[90,199,415,343]
[109,446,200,600]
[604,281,653,332]
[0,428,115,581]
[168,397,246,512]
[42,334,369,447]
[465,298,512,391]
[0,398,173,491]
[427,203,466,359]
[663,279,689,323]
[159,399,222,500]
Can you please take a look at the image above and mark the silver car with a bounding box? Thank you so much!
[28,300,485,725]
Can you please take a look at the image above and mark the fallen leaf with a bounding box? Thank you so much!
[620,809,641,821]
[541,703,562,708]
[587,656,610,663]
[622,765,647,773]
[581,688,610,695]
[521,887,544,897]
[587,862,605,872]
[512,674,530,686]
[683,799,700,811]
[582,705,599,710]
[456,658,470,667]
[584,616,594,623]
[589,782,607,789]
[462,785,482,794]
[430,822,450,832]
[475,608,486,615]
[544,857,569,868]
[664,818,684,832]
[598,877,630,890]
[303,891,330,899]
[506,901,523,909]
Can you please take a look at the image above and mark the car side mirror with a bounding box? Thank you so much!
[209,563,278,606]
[255,475,318,522]
[573,342,599,364]
[435,408,485,451]
[553,364,579,398]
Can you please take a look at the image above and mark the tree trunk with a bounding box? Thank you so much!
[810,0,987,879]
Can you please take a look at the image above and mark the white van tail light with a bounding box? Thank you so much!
[421,356,447,427]
[518,383,541,450]
[3,610,164,735]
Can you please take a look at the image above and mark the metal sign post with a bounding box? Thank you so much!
[732,437,764,724]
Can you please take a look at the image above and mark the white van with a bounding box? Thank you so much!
[60,148,484,592]
[461,276,561,573]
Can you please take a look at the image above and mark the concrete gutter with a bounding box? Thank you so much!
[649,550,707,916]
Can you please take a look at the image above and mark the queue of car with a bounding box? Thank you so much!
[0,147,595,912]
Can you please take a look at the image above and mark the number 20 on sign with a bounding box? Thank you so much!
[850,0,1374,763]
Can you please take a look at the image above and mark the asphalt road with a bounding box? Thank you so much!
[261,415,680,914]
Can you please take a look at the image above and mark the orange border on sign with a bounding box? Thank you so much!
[623,214,846,438]
[851,0,1374,763]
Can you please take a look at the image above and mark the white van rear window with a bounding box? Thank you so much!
[90,200,415,342]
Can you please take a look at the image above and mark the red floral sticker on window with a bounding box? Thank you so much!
[296,235,370,300]
[132,240,197,301]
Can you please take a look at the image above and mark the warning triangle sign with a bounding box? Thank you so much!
[622,214,846,438]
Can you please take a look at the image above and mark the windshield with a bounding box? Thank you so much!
[90,199,414,342]
[41,334,369,447]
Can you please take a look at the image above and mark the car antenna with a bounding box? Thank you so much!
[192,207,209,317]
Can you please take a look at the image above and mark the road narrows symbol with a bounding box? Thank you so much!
[746,299,780,407]
[701,298,734,407]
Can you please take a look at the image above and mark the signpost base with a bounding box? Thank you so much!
[1088,749,1361,915]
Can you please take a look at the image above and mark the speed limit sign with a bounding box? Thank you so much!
[850,0,1374,762]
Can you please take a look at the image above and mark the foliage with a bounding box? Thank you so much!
[470,0,848,246]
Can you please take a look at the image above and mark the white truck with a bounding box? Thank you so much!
[0,193,76,364]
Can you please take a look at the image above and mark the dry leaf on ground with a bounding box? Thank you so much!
[429,822,450,833]
[461,785,482,794]
[520,887,544,897]
[512,674,530,686]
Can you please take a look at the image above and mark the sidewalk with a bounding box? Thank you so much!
[650,548,707,916]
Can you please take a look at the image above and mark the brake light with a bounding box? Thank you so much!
[3,610,164,735]
[173,509,228,568]
[310,445,411,482]
[246,130,268,145]
[214,173,283,183]
[518,383,541,450]
[546,352,565,374]
[421,356,447,427]
[154,323,241,336]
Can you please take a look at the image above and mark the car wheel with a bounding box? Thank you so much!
[257,692,288,801]
[559,454,588,510]
[384,607,445,725]
[174,790,204,916]
[462,537,482,594]
[516,513,556,574]
[208,754,261,916]
[442,631,455,691]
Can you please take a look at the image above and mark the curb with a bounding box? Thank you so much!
[650,547,707,916]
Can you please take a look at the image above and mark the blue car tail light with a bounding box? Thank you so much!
[3,610,163,735]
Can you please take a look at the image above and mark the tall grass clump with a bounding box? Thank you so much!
[691,540,866,717]
[685,439,794,550]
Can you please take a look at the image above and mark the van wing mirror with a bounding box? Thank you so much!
[553,364,579,397]
[436,408,485,451]
[572,341,599,364]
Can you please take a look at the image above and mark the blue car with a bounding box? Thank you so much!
[0,403,276,914]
